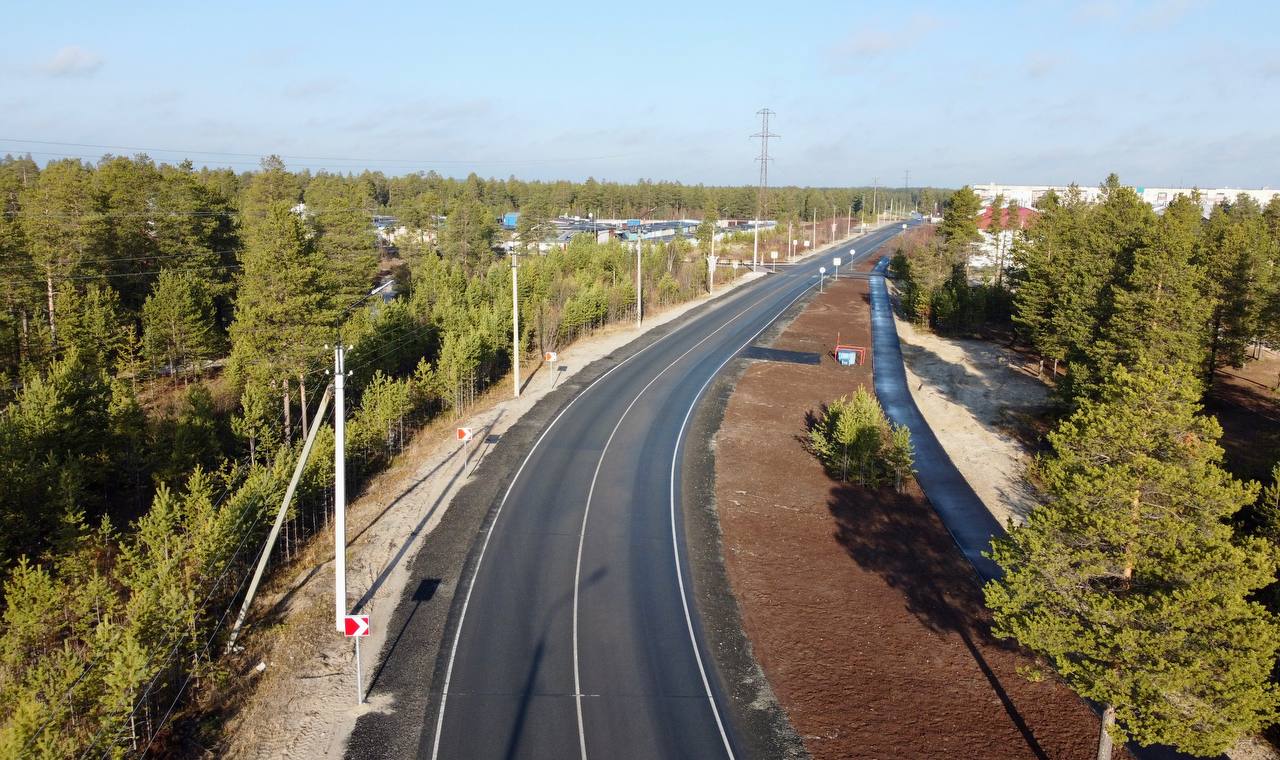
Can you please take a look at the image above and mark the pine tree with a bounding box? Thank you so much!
[1085,193,1209,396]
[937,185,982,257]
[303,173,379,303]
[1201,197,1273,380]
[443,196,497,270]
[142,268,219,382]
[18,159,101,345]
[55,283,131,369]
[985,360,1280,758]
[884,424,915,493]
[229,203,335,385]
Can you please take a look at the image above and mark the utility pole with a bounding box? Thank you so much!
[872,177,879,224]
[635,237,642,326]
[904,169,910,214]
[333,341,347,632]
[811,207,817,247]
[328,279,390,634]
[752,107,778,273]
[511,251,520,398]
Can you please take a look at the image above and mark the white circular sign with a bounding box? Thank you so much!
[819,267,827,274]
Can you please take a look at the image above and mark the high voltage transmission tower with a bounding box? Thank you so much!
[751,108,778,270]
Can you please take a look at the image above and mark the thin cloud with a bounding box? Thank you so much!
[39,46,103,77]
[1026,53,1063,79]
[829,13,943,61]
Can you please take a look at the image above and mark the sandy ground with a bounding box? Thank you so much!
[712,272,1117,759]
[216,232,870,759]
[888,298,1050,527]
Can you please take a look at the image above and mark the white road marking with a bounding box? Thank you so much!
[573,286,791,758]
[430,275,772,759]
[430,226,900,759]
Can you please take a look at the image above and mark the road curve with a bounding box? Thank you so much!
[352,223,911,760]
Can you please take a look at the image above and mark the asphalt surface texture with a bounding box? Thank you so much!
[345,222,912,760]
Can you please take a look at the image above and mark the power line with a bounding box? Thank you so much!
[0,138,639,168]
[3,262,244,285]
[2,205,384,219]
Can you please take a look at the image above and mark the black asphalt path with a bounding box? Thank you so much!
[348,223,912,760]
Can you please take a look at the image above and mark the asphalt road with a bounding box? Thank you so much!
[393,223,913,760]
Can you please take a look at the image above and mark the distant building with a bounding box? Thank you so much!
[973,183,1280,215]
[971,204,1039,270]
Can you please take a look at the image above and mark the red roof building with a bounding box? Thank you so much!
[977,205,1039,231]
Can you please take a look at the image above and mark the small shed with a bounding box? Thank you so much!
[835,344,866,366]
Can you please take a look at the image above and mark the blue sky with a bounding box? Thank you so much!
[3,0,1278,189]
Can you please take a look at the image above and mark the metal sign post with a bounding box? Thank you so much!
[832,257,842,281]
[544,352,558,389]
[344,615,370,705]
[769,251,778,272]
[819,266,826,293]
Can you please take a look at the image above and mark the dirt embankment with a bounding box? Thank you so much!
[710,270,1119,759]
[889,311,1051,527]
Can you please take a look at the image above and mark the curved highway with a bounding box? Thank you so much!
[385,223,911,759]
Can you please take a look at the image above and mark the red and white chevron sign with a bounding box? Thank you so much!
[343,615,369,637]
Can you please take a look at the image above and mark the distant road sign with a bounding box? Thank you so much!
[770,251,778,259]
[456,427,473,441]
[833,257,842,267]
[344,615,370,637]
[544,351,558,362]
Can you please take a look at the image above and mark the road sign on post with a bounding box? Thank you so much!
[833,257,842,280]
[344,614,370,705]
[819,266,827,293]
[456,427,473,442]
[769,251,778,272]
[544,352,559,388]
[344,615,370,637]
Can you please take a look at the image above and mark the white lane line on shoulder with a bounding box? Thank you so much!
[430,286,748,759]
[660,223,901,752]
[572,282,808,759]
[668,276,824,760]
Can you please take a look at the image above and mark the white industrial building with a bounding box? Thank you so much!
[973,183,1280,214]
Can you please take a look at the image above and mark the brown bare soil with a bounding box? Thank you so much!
[713,272,1123,759]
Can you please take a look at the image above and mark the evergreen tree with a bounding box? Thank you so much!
[0,156,43,379]
[985,360,1280,758]
[142,268,220,382]
[54,283,131,370]
[937,185,982,256]
[1085,193,1209,396]
[304,173,379,303]
[90,155,161,312]
[1201,197,1274,380]
[442,196,497,270]
[18,160,101,345]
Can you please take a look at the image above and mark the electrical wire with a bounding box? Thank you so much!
[1,138,639,167]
